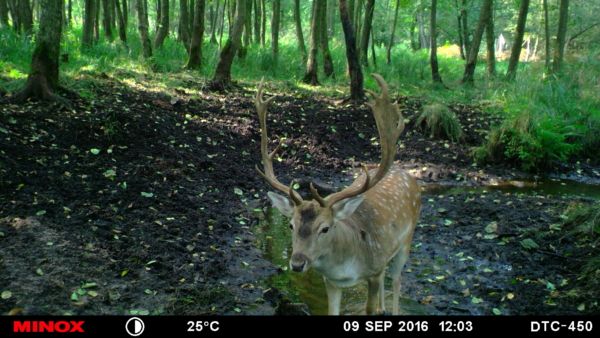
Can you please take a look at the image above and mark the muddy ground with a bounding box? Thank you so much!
[0,77,598,315]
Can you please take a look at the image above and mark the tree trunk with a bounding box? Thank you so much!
[320,0,334,77]
[552,0,569,73]
[154,0,169,48]
[218,0,225,46]
[15,0,64,103]
[210,0,219,43]
[253,0,260,43]
[347,0,354,26]
[82,0,96,48]
[359,0,374,66]
[115,0,127,43]
[102,0,114,41]
[122,0,128,27]
[293,0,307,61]
[417,6,427,49]
[94,0,100,42]
[460,0,469,55]
[462,0,492,84]
[271,0,280,60]
[179,0,191,50]
[455,0,465,59]
[430,0,443,84]
[386,0,400,65]
[186,0,205,69]
[543,0,550,70]
[239,0,251,57]
[211,0,246,90]
[19,0,33,35]
[0,0,9,28]
[303,0,319,85]
[260,0,265,46]
[67,0,72,26]
[137,0,152,58]
[485,0,495,76]
[339,0,364,100]
[505,0,530,80]
[354,0,362,49]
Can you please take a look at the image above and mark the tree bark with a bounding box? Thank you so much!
[430,0,443,84]
[94,0,100,42]
[123,0,128,27]
[253,0,260,43]
[115,0,127,43]
[19,0,33,35]
[210,0,246,90]
[239,0,251,57]
[303,0,320,85]
[210,0,219,43]
[386,0,400,65]
[260,0,265,46]
[460,0,469,55]
[552,0,569,73]
[179,0,191,50]
[14,0,64,103]
[462,0,492,84]
[505,0,530,80]
[154,0,169,48]
[339,0,364,100]
[485,1,495,76]
[102,0,114,41]
[186,0,205,69]
[320,0,334,77]
[136,0,152,58]
[82,0,96,48]
[359,0,374,66]
[293,0,307,61]
[7,0,20,32]
[542,0,549,69]
[0,0,9,28]
[354,0,362,49]
[271,0,280,60]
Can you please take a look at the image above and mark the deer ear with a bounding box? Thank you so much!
[267,192,294,218]
[333,195,365,221]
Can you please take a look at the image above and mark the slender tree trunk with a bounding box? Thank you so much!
[430,0,443,84]
[82,0,96,47]
[339,0,364,100]
[7,0,21,33]
[156,0,161,31]
[293,0,307,61]
[303,0,320,85]
[386,0,400,64]
[67,0,72,26]
[122,0,128,27]
[347,0,354,26]
[0,0,9,28]
[354,0,362,49]
[239,0,251,57]
[505,0,530,80]
[115,0,127,43]
[211,0,246,89]
[179,0,191,50]
[462,0,492,84]
[190,0,196,34]
[14,0,64,102]
[320,0,334,77]
[543,0,550,70]
[19,0,33,35]
[359,0,374,66]
[552,0,569,73]
[460,0,470,54]
[253,0,260,43]
[94,0,100,42]
[210,0,219,43]
[218,0,225,46]
[485,1,496,76]
[271,0,280,61]
[137,0,152,58]
[260,0,265,46]
[187,0,205,69]
[154,0,169,48]
[102,0,114,41]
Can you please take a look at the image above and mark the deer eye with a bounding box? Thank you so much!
[320,226,330,234]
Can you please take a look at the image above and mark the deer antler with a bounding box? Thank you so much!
[311,73,404,208]
[255,78,303,204]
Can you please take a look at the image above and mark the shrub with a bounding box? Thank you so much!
[415,103,463,142]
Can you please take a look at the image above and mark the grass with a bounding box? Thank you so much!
[1,26,598,170]
[415,103,463,142]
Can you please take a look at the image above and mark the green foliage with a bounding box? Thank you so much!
[416,103,463,142]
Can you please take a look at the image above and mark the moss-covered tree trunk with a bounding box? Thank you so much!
[14,0,64,103]
[320,0,334,77]
[137,0,152,58]
[115,0,127,43]
[430,0,443,84]
[485,1,496,77]
[460,0,470,56]
[339,0,363,100]
[210,0,245,90]
[186,0,205,69]
[359,0,373,66]
[293,0,307,62]
[154,0,169,48]
[462,0,492,84]
[271,0,280,61]
[102,0,114,41]
[552,0,569,73]
[386,0,400,65]
[260,0,265,46]
[82,0,96,48]
[303,0,320,85]
[179,0,191,50]
[505,0,530,80]
[543,0,550,70]
[253,0,260,43]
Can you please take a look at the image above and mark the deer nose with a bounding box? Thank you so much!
[290,253,308,272]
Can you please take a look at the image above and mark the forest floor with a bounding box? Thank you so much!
[0,75,598,315]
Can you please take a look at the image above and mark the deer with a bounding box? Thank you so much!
[254,74,421,315]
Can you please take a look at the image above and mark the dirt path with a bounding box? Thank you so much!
[1,78,598,315]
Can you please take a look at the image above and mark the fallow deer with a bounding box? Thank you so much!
[255,74,421,315]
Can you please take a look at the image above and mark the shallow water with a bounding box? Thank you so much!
[254,179,600,315]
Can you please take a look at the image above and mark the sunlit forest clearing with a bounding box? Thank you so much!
[0,0,599,315]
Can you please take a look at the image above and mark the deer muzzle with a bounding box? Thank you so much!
[290,253,310,272]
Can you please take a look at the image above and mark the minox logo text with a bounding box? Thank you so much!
[13,320,85,333]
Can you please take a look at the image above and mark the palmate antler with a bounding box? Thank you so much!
[310,74,405,208]
[255,78,303,205]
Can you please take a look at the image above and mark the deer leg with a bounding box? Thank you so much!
[389,247,410,315]
[378,272,386,314]
[324,277,342,315]
[366,272,385,315]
